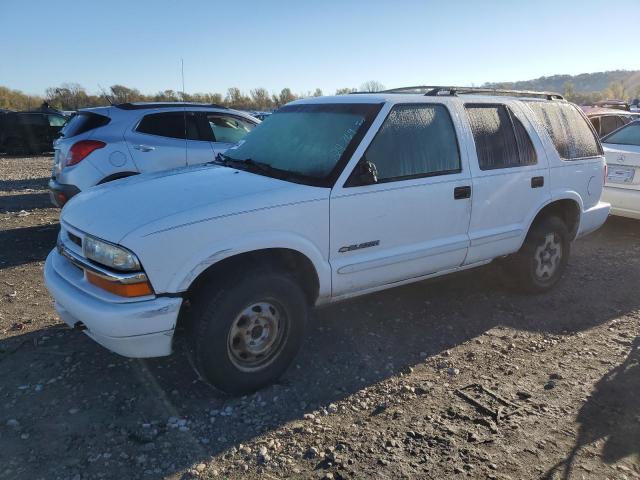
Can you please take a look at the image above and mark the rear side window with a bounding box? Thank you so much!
[465,104,537,170]
[364,104,461,182]
[205,114,255,143]
[527,102,601,160]
[62,112,110,137]
[47,114,67,127]
[600,115,625,137]
[136,112,200,140]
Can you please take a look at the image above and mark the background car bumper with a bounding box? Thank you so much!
[48,178,80,207]
[602,186,640,220]
[44,250,182,358]
[577,201,611,238]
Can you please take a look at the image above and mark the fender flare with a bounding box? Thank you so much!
[518,190,584,250]
[167,231,331,300]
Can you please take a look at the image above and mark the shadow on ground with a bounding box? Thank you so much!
[1,218,639,479]
[543,336,640,479]
[0,192,52,212]
[0,223,59,269]
[0,176,50,192]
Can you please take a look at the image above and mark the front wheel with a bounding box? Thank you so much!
[507,216,570,293]
[189,270,308,395]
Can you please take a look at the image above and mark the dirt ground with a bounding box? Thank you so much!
[1,155,639,480]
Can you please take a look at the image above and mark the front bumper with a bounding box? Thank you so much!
[48,178,80,208]
[602,186,640,220]
[44,250,182,358]
[576,201,611,238]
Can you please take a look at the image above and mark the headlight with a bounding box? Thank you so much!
[83,235,141,271]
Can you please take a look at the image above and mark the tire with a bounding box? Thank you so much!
[507,216,570,294]
[189,270,308,395]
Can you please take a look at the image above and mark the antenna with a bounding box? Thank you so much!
[97,84,113,105]
[181,58,186,101]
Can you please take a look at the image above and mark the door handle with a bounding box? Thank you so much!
[454,185,471,200]
[531,176,544,188]
[132,144,155,152]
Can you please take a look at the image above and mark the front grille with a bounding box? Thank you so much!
[68,232,82,248]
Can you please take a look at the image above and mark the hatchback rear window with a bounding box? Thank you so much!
[62,112,110,138]
[526,102,601,160]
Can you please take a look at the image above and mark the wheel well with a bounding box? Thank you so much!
[530,199,581,240]
[186,248,320,306]
[98,172,139,185]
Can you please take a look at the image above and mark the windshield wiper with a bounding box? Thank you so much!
[214,153,295,181]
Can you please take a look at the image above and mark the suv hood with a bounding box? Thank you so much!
[61,164,326,243]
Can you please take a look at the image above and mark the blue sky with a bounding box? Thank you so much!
[1,0,638,96]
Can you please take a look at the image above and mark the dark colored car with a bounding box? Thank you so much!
[0,111,67,154]
[581,106,640,138]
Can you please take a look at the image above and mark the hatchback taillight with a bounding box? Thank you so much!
[66,140,106,167]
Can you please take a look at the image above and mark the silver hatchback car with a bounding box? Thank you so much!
[49,102,259,206]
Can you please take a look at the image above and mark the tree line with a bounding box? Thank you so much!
[2,79,637,112]
[0,81,385,112]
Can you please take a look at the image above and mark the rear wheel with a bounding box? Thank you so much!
[189,270,308,395]
[507,216,570,293]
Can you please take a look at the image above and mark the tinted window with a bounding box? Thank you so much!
[364,104,460,182]
[602,122,640,147]
[62,112,110,137]
[527,102,601,159]
[206,114,255,143]
[600,115,624,137]
[137,112,200,140]
[17,114,47,126]
[465,105,537,170]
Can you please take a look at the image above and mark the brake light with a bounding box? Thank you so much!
[66,140,106,167]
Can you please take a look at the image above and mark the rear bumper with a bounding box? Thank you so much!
[48,178,80,208]
[577,201,610,238]
[602,186,640,220]
[44,250,182,358]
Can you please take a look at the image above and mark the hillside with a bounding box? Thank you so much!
[485,69,640,95]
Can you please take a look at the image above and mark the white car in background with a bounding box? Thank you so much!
[602,120,640,219]
[49,102,259,207]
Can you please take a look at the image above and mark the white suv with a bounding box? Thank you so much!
[44,87,610,394]
[48,102,258,207]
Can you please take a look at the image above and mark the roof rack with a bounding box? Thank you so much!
[115,102,227,110]
[376,86,564,101]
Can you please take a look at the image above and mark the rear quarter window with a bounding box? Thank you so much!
[526,102,602,160]
[62,112,110,137]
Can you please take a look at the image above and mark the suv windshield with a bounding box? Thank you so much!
[222,103,382,186]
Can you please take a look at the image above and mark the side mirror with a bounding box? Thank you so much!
[347,158,378,186]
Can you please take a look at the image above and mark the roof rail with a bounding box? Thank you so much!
[378,86,564,101]
[115,102,227,110]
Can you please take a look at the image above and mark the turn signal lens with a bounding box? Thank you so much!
[66,140,106,167]
[86,272,153,297]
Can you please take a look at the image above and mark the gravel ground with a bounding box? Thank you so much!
[0,155,639,480]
